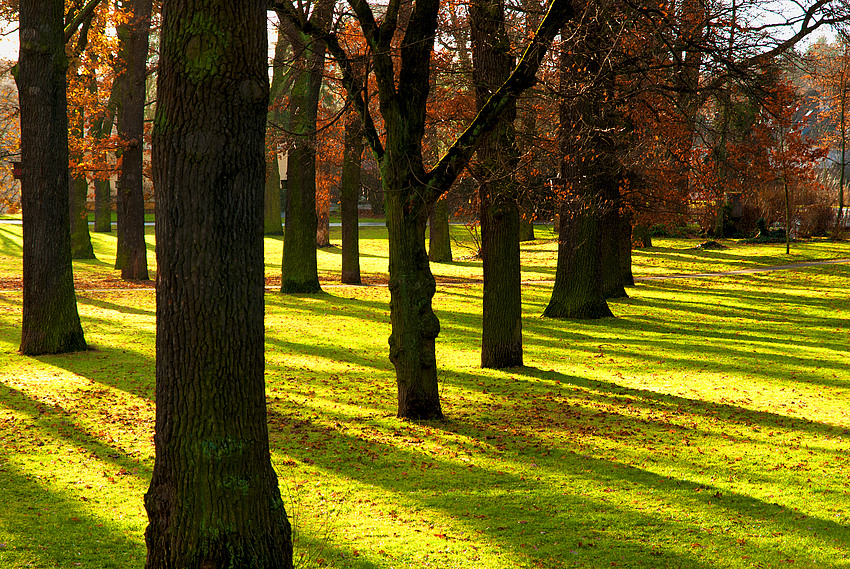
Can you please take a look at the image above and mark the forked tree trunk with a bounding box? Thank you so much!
[428,198,453,262]
[145,1,292,567]
[16,0,87,355]
[340,108,363,284]
[114,0,151,280]
[471,0,523,368]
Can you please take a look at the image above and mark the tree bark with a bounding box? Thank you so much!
[93,179,112,232]
[16,0,87,355]
[544,22,612,319]
[68,70,95,259]
[264,29,290,236]
[471,0,523,368]
[114,0,151,280]
[340,107,363,284]
[279,0,332,293]
[145,1,292,567]
[264,151,283,235]
[428,198,453,262]
[619,209,635,286]
[69,172,96,259]
[601,178,626,299]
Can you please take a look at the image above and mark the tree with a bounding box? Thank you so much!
[15,0,88,355]
[144,1,292,567]
[276,0,574,418]
[278,0,333,293]
[470,0,523,368]
[543,6,614,320]
[114,0,152,280]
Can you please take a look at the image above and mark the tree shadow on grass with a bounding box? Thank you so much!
[0,462,146,569]
[263,397,846,569]
[77,295,156,317]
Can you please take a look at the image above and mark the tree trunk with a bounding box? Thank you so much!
[340,108,363,284]
[518,199,536,241]
[279,0,332,293]
[471,0,523,368]
[428,198,453,262]
[93,179,112,232]
[601,179,626,299]
[145,1,292,567]
[16,0,87,355]
[316,195,330,247]
[68,85,96,260]
[264,151,283,234]
[90,79,118,234]
[114,0,151,280]
[386,183,443,420]
[544,24,612,319]
[544,197,612,319]
[69,172,96,259]
[619,210,635,287]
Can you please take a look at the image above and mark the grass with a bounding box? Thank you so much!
[0,224,848,568]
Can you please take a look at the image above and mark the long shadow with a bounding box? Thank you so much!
[503,366,848,443]
[0,462,146,568]
[264,407,722,569]
[263,399,845,568]
[77,295,156,316]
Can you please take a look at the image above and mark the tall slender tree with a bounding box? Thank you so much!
[145,1,292,566]
[470,0,523,368]
[278,0,334,293]
[114,0,152,280]
[16,0,88,355]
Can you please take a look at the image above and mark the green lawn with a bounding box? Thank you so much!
[0,226,848,568]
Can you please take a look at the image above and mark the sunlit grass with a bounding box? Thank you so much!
[0,227,848,568]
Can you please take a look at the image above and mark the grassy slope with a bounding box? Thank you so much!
[0,225,848,568]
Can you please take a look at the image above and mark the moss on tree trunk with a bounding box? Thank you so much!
[146,1,292,567]
[17,0,87,355]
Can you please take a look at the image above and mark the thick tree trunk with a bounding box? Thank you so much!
[471,0,523,369]
[340,109,363,284]
[69,173,96,259]
[280,1,331,293]
[544,24,611,320]
[386,188,443,420]
[544,197,612,318]
[114,0,151,280]
[145,1,292,568]
[16,0,87,355]
[428,198,453,262]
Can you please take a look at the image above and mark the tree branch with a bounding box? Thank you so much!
[426,0,575,199]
